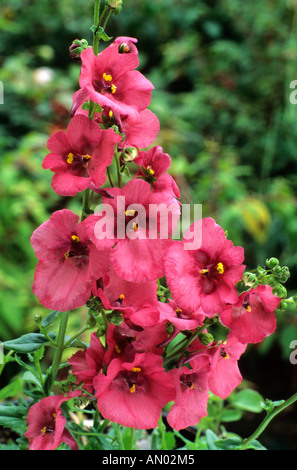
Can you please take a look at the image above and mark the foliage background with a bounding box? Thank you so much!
[1,0,297,449]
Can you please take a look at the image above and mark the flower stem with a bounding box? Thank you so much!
[240,392,297,449]
[48,310,69,392]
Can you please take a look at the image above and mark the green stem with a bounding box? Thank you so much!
[63,325,91,349]
[48,311,69,392]
[81,187,91,221]
[115,145,122,188]
[240,392,297,449]
[93,0,101,55]
[115,423,125,450]
[129,428,135,450]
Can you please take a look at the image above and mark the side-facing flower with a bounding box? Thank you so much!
[164,217,245,315]
[93,352,175,429]
[207,333,247,399]
[219,284,282,344]
[24,391,80,450]
[134,146,180,199]
[166,354,210,431]
[31,209,110,311]
[42,114,122,196]
[92,268,160,328]
[68,332,106,393]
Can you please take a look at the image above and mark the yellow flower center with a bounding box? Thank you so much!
[67,152,74,164]
[64,251,70,259]
[246,305,252,312]
[115,344,121,354]
[125,209,136,217]
[82,154,92,160]
[131,367,141,373]
[200,268,208,274]
[216,262,224,275]
[111,84,117,94]
[147,165,155,176]
[119,294,125,300]
[103,72,113,82]
[71,235,80,243]
[130,384,136,393]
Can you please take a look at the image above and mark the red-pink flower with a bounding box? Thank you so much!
[134,146,180,199]
[166,355,210,431]
[92,268,160,328]
[164,217,245,315]
[68,333,106,393]
[78,40,154,118]
[42,114,121,196]
[219,285,281,344]
[31,209,110,311]
[76,105,160,151]
[103,322,168,364]
[84,179,180,283]
[93,353,175,429]
[24,392,80,450]
[207,334,247,399]
[158,299,205,332]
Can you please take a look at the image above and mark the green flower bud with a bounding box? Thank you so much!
[122,147,138,162]
[273,284,287,298]
[198,332,214,346]
[107,0,123,12]
[266,257,279,268]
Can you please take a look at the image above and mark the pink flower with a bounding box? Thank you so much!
[134,146,180,199]
[103,322,168,364]
[219,285,281,344]
[207,334,247,399]
[78,41,154,118]
[93,353,175,429]
[24,392,80,450]
[164,217,245,315]
[31,209,110,311]
[42,114,121,196]
[166,355,210,431]
[68,332,106,393]
[84,179,180,283]
[76,105,160,151]
[158,299,205,332]
[92,268,160,328]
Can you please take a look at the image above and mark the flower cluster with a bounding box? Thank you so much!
[27,35,282,450]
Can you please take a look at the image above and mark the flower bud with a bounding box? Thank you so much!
[107,0,123,13]
[266,257,279,269]
[272,284,287,298]
[122,147,138,162]
[69,39,89,62]
[198,331,214,346]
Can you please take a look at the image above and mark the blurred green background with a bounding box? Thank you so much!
[1,0,297,449]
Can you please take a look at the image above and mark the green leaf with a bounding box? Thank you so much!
[231,389,264,413]
[0,403,27,432]
[41,310,61,328]
[3,332,56,353]
[214,436,242,450]
[221,408,243,422]
[205,429,219,450]
[0,379,21,401]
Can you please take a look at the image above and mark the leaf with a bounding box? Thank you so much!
[214,436,242,450]
[0,379,21,401]
[205,429,219,450]
[3,332,56,353]
[221,408,243,422]
[231,389,264,413]
[0,403,27,432]
[41,310,61,328]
